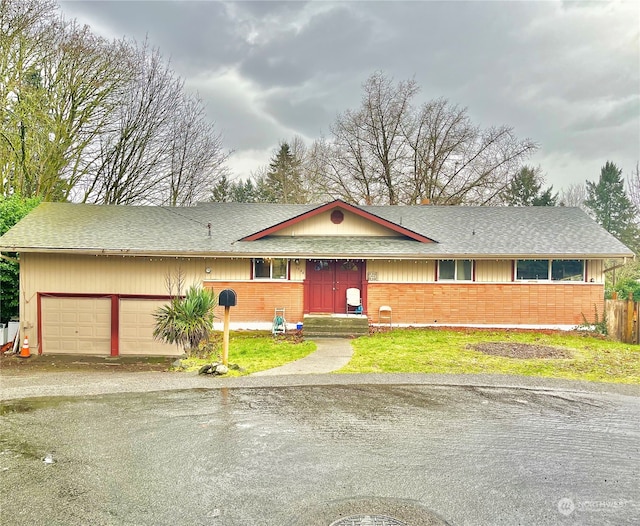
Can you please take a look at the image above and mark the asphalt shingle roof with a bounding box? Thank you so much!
[0,201,634,259]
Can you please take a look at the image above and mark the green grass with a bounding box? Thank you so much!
[178,328,639,384]
[179,331,316,376]
[337,328,640,384]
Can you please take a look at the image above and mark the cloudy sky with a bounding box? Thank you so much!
[59,0,639,192]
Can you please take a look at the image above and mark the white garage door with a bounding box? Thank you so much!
[41,297,111,354]
[119,299,182,356]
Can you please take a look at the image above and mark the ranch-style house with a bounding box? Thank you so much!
[0,199,633,356]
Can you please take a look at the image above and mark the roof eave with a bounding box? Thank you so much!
[2,247,634,261]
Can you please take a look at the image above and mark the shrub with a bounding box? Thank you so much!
[153,286,217,355]
[0,195,41,323]
[609,278,640,302]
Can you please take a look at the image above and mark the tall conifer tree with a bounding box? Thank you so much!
[585,161,639,253]
[264,142,307,204]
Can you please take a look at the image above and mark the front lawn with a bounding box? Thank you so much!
[337,328,640,384]
[179,331,316,375]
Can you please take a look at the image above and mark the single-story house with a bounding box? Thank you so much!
[0,199,634,356]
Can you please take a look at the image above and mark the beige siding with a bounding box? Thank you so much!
[205,258,306,282]
[366,260,435,282]
[290,260,306,281]
[475,260,512,282]
[21,253,206,350]
[208,258,250,280]
[275,209,402,237]
[587,260,604,283]
[23,253,205,295]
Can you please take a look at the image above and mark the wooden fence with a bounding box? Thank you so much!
[605,293,639,344]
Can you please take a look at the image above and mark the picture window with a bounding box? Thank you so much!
[253,258,288,279]
[438,260,473,281]
[516,260,584,281]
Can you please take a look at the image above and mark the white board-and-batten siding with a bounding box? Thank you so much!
[367,260,514,282]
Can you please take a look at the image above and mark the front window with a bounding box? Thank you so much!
[516,260,549,280]
[439,260,473,280]
[253,258,288,279]
[516,260,585,281]
[552,260,584,281]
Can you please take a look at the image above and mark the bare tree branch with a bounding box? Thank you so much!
[306,72,537,205]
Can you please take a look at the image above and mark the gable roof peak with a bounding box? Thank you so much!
[240,199,436,243]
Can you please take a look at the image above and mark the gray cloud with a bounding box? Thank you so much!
[239,5,374,88]
[61,1,248,73]
[59,0,639,187]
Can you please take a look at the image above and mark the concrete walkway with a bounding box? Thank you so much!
[251,338,353,376]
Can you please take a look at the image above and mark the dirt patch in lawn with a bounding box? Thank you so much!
[469,342,572,359]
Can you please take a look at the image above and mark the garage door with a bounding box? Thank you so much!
[41,297,111,354]
[119,299,182,356]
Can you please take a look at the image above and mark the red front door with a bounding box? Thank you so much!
[306,260,364,313]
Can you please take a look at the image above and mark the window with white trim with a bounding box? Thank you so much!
[438,260,473,281]
[253,258,288,279]
[516,260,584,281]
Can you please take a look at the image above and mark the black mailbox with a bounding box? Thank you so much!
[219,289,237,307]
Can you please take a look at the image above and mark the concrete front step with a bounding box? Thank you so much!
[302,314,369,337]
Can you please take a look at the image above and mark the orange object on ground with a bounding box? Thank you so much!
[19,336,30,358]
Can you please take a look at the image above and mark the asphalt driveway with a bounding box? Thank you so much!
[1,376,638,525]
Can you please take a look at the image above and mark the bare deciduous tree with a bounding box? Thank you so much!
[45,21,131,199]
[327,73,417,204]
[559,182,587,209]
[163,94,230,206]
[627,162,640,219]
[1,1,130,200]
[80,43,181,204]
[79,42,229,206]
[1,3,229,205]
[306,72,537,206]
[0,0,56,190]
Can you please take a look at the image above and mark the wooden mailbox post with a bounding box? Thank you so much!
[218,289,237,365]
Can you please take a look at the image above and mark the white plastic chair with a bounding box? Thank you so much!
[346,288,362,314]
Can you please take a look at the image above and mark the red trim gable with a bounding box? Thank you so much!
[240,200,435,243]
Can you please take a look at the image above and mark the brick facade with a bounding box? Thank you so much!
[205,280,604,327]
[367,282,605,325]
[205,281,304,324]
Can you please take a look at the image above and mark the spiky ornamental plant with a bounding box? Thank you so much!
[153,286,217,354]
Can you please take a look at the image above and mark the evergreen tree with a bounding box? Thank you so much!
[234,179,258,202]
[585,161,639,253]
[253,175,274,203]
[502,166,557,206]
[211,174,231,202]
[263,142,307,204]
[0,195,41,323]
